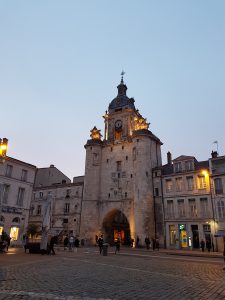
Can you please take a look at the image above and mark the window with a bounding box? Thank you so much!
[37,205,42,215]
[17,188,25,206]
[198,176,206,189]
[125,192,127,198]
[155,188,159,197]
[64,203,70,213]
[177,199,185,217]
[66,189,71,198]
[174,162,182,173]
[21,169,28,181]
[214,178,223,194]
[185,161,193,171]
[169,225,176,246]
[189,199,197,217]
[200,198,209,217]
[217,200,225,219]
[108,193,110,199]
[175,177,183,192]
[167,200,174,218]
[39,192,43,198]
[186,176,194,191]
[133,147,137,160]
[5,164,13,177]
[116,161,122,172]
[166,179,173,193]
[2,184,10,204]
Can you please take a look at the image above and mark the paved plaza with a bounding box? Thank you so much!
[0,247,225,300]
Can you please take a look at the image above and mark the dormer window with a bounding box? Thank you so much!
[174,162,182,173]
[185,160,193,171]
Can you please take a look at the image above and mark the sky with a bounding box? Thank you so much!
[0,0,224,180]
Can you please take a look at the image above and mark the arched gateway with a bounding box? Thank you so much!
[102,210,131,245]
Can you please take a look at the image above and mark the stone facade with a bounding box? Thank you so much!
[209,152,225,252]
[153,153,217,250]
[0,157,36,245]
[28,167,83,239]
[80,78,163,246]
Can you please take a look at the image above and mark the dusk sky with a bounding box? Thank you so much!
[1,1,224,180]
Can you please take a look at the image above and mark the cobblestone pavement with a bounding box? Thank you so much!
[0,248,225,300]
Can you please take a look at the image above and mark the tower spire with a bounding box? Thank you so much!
[121,70,125,84]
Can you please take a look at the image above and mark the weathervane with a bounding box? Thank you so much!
[121,70,125,82]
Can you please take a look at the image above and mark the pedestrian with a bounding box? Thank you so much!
[98,235,104,254]
[115,238,120,254]
[75,237,80,252]
[200,239,205,252]
[145,237,150,250]
[95,235,99,246]
[69,234,75,251]
[130,238,134,248]
[152,238,156,251]
[49,236,57,255]
[63,235,69,250]
[136,236,140,248]
[206,239,211,252]
[22,234,29,253]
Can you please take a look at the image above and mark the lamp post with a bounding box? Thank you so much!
[0,138,8,233]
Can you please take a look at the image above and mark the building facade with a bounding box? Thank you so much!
[28,166,83,239]
[80,77,163,246]
[209,152,225,251]
[153,153,217,250]
[0,157,36,245]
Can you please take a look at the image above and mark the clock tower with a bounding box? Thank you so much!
[80,76,163,246]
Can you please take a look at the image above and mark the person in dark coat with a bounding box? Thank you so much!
[98,235,104,254]
[49,236,57,255]
[136,236,140,248]
[200,239,205,252]
[63,235,68,250]
[206,239,211,252]
[115,238,120,254]
[145,237,150,250]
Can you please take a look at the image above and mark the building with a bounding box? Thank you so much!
[0,156,36,245]
[28,166,84,238]
[80,76,163,246]
[153,152,217,250]
[209,151,225,251]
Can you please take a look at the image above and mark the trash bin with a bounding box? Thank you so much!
[103,243,109,256]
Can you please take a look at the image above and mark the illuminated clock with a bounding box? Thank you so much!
[115,120,122,129]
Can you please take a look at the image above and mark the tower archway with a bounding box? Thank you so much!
[102,209,131,245]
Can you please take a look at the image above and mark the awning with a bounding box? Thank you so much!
[214,230,225,237]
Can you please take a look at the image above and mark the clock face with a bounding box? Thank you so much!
[115,120,122,129]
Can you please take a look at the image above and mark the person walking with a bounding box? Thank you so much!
[115,238,120,254]
[75,237,80,252]
[136,236,140,248]
[69,234,75,251]
[98,235,104,254]
[145,237,150,250]
[22,234,29,253]
[49,236,57,255]
[200,239,205,252]
[206,239,211,252]
[63,235,69,250]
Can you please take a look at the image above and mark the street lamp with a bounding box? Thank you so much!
[0,138,8,163]
[0,138,8,236]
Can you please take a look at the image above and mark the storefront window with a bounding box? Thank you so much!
[10,227,19,241]
[0,227,3,236]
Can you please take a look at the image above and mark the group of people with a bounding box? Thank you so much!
[144,237,159,251]
[200,239,214,252]
[63,234,80,251]
[0,231,11,252]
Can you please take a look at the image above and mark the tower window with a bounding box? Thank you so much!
[131,174,133,178]
[108,193,110,199]
[111,147,113,152]
[146,171,149,177]
[107,159,109,163]
[126,156,128,160]
[116,161,122,172]
[118,173,120,178]
[125,192,127,198]
[122,146,124,150]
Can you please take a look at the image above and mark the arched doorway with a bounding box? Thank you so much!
[102,210,130,245]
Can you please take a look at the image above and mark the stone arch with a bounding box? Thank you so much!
[12,217,20,224]
[102,209,131,245]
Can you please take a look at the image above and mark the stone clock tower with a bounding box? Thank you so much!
[80,76,163,246]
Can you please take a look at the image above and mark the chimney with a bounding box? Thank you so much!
[167,151,172,165]
[211,151,218,159]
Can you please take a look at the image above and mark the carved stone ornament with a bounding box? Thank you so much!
[90,126,102,140]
